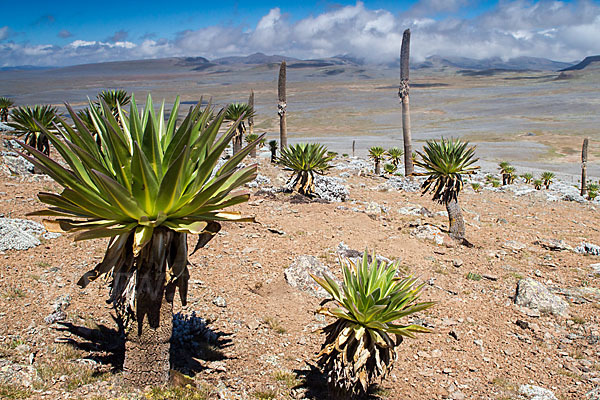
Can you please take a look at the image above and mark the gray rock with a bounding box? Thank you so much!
[536,239,572,251]
[503,240,526,251]
[587,387,600,400]
[285,255,341,299]
[0,218,61,251]
[1,151,35,175]
[375,176,421,192]
[245,174,271,188]
[0,122,16,132]
[44,294,71,324]
[365,202,383,215]
[576,242,600,256]
[515,278,569,317]
[453,259,464,268]
[519,384,558,400]
[590,263,600,275]
[336,242,392,266]
[313,175,348,202]
[212,296,227,308]
[411,225,444,245]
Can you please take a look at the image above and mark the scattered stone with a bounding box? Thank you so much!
[44,294,71,324]
[172,311,218,348]
[516,319,530,330]
[587,387,600,400]
[503,240,526,251]
[1,151,35,175]
[482,274,498,281]
[284,255,341,299]
[245,174,271,188]
[397,203,425,216]
[365,202,383,215]
[411,225,444,245]
[452,259,463,268]
[313,175,348,202]
[590,263,600,276]
[375,176,421,192]
[449,330,460,340]
[267,227,286,235]
[336,242,392,266]
[575,242,600,256]
[514,278,569,317]
[212,296,227,308]
[0,218,61,252]
[551,286,600,304]
[519,384,558,400]
[536,239,572,251]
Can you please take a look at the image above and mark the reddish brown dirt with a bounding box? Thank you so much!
[0,142,598,399]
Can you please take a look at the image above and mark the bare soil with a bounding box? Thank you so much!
[0,141,599,399]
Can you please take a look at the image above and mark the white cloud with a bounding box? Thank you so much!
[2,0,600,67]
[0,26,12,41]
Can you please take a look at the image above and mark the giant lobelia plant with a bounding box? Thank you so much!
[312,251,433,399]
[19,94,263,386]
[414,137,479,242]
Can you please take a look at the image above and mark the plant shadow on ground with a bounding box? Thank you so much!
[54,313,231,377]
[293,363,386,400]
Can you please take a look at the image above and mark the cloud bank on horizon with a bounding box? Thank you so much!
[1,0,599,67]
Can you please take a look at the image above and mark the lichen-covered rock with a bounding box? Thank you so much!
[284,255,341,299]
[313,175,348,202]
[0,218,61,252]
[375,176,421,192]
[515,278,569,317]
[412,225,444,245]
[1,151,35,176]
[245,174,271,188]
[519,384,558,400]
[575,242,600,256]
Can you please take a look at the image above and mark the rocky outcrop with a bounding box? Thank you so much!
[284,255,341,299]
[515,278,569,317]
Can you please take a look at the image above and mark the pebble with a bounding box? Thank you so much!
[213,296,227,307]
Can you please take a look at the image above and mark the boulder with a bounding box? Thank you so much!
[284,255,341,299]
[313,175,348,202]
[575,242,600,256]
[0,218,61,252]
[412,225,444,245]
[519,385,558,400]
[515,278,569,317]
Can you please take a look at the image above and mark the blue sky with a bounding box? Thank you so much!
[1,1,599,67]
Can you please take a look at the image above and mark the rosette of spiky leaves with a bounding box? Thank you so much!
[95,89,131,117]
[268,139,278,163]
[521,172,533,184]
[471,182,481,192]
[541,171,554,189]
[225,103,255,154]
[312,251,433,399]
[503,165,516,184]
[368,146,385,173]
[533,179,543,190]
[278,143,333,197]
[8,105,58,155]
[0,97,14,122]
[386,147,403,167]
[383,163,397,175]
[245,133,259,144]
[18,93,263,313]
[414,138,479,205]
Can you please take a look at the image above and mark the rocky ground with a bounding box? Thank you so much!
[0,135,599,400]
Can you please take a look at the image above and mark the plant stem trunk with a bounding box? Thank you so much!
[122,230,173,387]
[248,90,254,136]
[399,29,414,179]
[581,138,588,197]
[375,160,381,175]
[232,127,243,155]
[278,61,287,149]
[446,199,465,240]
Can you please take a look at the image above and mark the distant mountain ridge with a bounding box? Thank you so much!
[417,55,572,71]
[1,53,582,74]
[560,55,600,71]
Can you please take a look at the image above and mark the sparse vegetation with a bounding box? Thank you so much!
[268,140,278,163]
[533,178,543,190]
[0,97,15,122]
[8,105,58,156]
[386,147,403,167]
[264,316,287,334]
[471,182,481,192]
[383,162,397,175]
[368,146,385,175]
[414,137,479,241]
[21,93,261,386]
[278,143,333,197]
[225,102,256,155]
[521,172,533,184]
[312,250,433,399]
[541,171,555,189]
